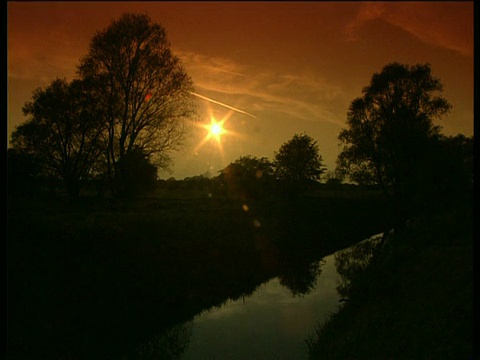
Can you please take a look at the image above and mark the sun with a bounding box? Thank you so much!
[210,122,222,136]
[193,111,238,156]
[207,118,226,142]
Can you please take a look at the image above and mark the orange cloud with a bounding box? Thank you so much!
[178,50,346,127]
[346,2,473,57]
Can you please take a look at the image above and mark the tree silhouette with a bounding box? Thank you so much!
[11,78,105,199]
[114,146,159,198]
[324,170,344,188]
[336,63,452,219]
[217,155,274,199]
[274,133,325,192]
[78,13,196,196]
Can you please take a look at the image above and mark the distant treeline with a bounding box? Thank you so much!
[7,132,331,200]
[156,174,382,198]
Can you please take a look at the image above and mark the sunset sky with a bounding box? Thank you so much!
[7,2,474,179]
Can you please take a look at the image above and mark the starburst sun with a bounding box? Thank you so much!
[193,110,241,156]
[206,118,226,142]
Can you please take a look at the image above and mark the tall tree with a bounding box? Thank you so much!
[78,13,196,195]
[12,78,105,199]
[336,63,451,217]
[274,133,326,189]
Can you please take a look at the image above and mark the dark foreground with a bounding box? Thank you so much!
[7,193,391,359]
[307,195,474,359]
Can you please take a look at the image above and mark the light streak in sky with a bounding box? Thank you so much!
[190,92,258,119]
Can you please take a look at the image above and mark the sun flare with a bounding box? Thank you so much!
[193,110,241,157]
[207,118,226,141]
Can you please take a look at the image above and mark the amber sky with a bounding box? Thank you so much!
[7,2,474,179]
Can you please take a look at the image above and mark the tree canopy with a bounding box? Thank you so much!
[13,78,105,198]
[10,13,197,199]
[274,133,326,187]
[336,62,460,218]
[78,13,196,194]
[217,155,274,198]
[337,63,451,186]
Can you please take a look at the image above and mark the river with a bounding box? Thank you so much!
[178,233,384,359]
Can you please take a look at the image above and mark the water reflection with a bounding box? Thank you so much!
[175,234,384,360]
[278,259,325,297]
[334,233,383,299]
[181,255,340,360]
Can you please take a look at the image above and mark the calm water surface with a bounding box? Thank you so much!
[182,251,342,360]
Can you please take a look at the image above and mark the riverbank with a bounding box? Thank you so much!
[307,197,473,359]
[7,193,393,359]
